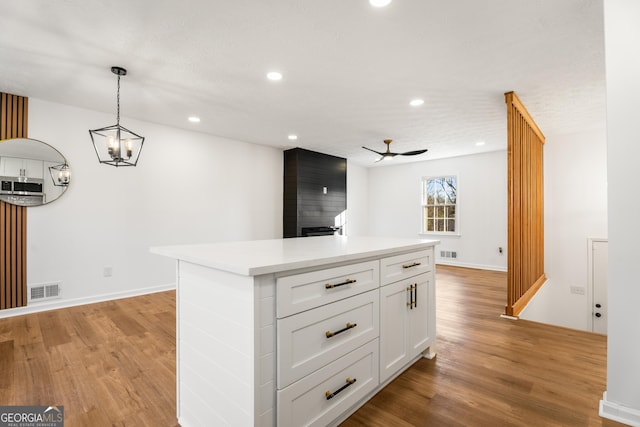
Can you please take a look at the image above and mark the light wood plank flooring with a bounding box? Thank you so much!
[342,266,624,427]
[0,292,179,427]
[0,266,626,426]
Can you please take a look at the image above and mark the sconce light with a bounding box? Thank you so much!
[89,66,145,167]
[49,163,70,187]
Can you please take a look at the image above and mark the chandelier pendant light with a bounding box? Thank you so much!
[49,162,71,186]
[89,66,145,167]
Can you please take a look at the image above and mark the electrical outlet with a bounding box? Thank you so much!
[498,247,503,254]
[570,286,585,295]
[103,266,113,277]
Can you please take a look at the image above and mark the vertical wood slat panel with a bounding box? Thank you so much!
[0,91,29,309]
[1,203,5,309]
[505,91,546,316]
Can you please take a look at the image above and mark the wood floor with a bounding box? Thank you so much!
[0,266,625,426]
[0,292,179,427]
[342,266,624,427]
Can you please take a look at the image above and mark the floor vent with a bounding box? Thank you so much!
[28,282,62,302]
[440,250,458,259]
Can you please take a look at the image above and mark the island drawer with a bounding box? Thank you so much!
[380,249,433,286]
[276,260,379,318]
[277,339,379,427]
[277,289,379,388]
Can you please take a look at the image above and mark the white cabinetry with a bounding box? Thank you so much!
[277,339,379,427]
[276,261,381,425]
[277,289,379,388]
[151,236,438,427]
[380,273,435,383]
[379,249,435,383]
[0,156,44,179]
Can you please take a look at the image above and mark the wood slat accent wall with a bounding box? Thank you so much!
[1,92,29,310]
[505,91,546,317]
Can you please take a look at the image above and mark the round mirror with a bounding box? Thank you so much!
[0,138,71,207]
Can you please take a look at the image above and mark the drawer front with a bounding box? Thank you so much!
[277,260,379,318]
[380,249,433,286]
[277,339,379,427]
[277,290,379,388]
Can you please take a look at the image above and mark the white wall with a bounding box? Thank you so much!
[345,161,369,236]
[599,1,640,424]
[519,128,608,331]
[1,98,283,316]
[367,150,507,271]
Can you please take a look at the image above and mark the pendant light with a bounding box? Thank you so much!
[89,66,145,167]
[49,162,71,186]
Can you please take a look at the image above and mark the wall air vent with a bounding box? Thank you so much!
[440,251,458,259]
[28,282,61,302]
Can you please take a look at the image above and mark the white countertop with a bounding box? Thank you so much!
[151,236,439,276]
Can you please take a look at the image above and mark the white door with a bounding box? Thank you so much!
[591,239,608,334]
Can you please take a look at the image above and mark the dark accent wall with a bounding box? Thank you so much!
[283,148,347,238]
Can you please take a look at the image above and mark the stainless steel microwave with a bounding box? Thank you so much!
[0,176,44,195]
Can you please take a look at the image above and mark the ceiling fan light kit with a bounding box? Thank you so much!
[362,139,428,162]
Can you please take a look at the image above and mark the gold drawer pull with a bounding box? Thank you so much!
[325,278,356,289]
[402,262,422,269]
[325,377,357,400]
[326,322,357,338]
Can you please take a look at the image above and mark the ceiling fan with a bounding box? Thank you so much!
[362,139,428,162]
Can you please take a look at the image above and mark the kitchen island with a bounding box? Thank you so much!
[151,235,439,427]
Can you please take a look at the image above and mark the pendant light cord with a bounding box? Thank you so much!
[116,74,121,126]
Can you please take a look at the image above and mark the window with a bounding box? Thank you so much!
[421,176,457,233]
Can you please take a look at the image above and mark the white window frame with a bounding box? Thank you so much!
[420,175,459,236]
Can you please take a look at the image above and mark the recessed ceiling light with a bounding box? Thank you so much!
[288,134,298,140]
[267,71,283,81]
[475,141,486,146]
[410,99,424,107]
[188,116,201,123]
[370,0,392,7]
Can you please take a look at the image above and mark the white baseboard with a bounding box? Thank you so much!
[600,392,640,426]
[435,260,507,272]
[0,283,176,319]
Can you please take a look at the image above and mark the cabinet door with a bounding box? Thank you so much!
[408,273,434,356]
[379,280,410,383]
[0,157,43,179]
[0,157,23,177]
[380,273,434,383]
[24,159,44,179]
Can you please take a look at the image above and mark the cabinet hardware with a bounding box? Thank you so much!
[402,262,421,269]
[407,284,417,309]
[326,322,357,338]
[325,377,357,400]
[325,278,357,289]
[414,283,417,308]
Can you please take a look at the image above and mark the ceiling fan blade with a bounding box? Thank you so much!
[362,146,385,156]
[398,149,428,156]
[363,140,427,161]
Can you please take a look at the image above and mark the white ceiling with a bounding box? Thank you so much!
[0,0,606,166]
